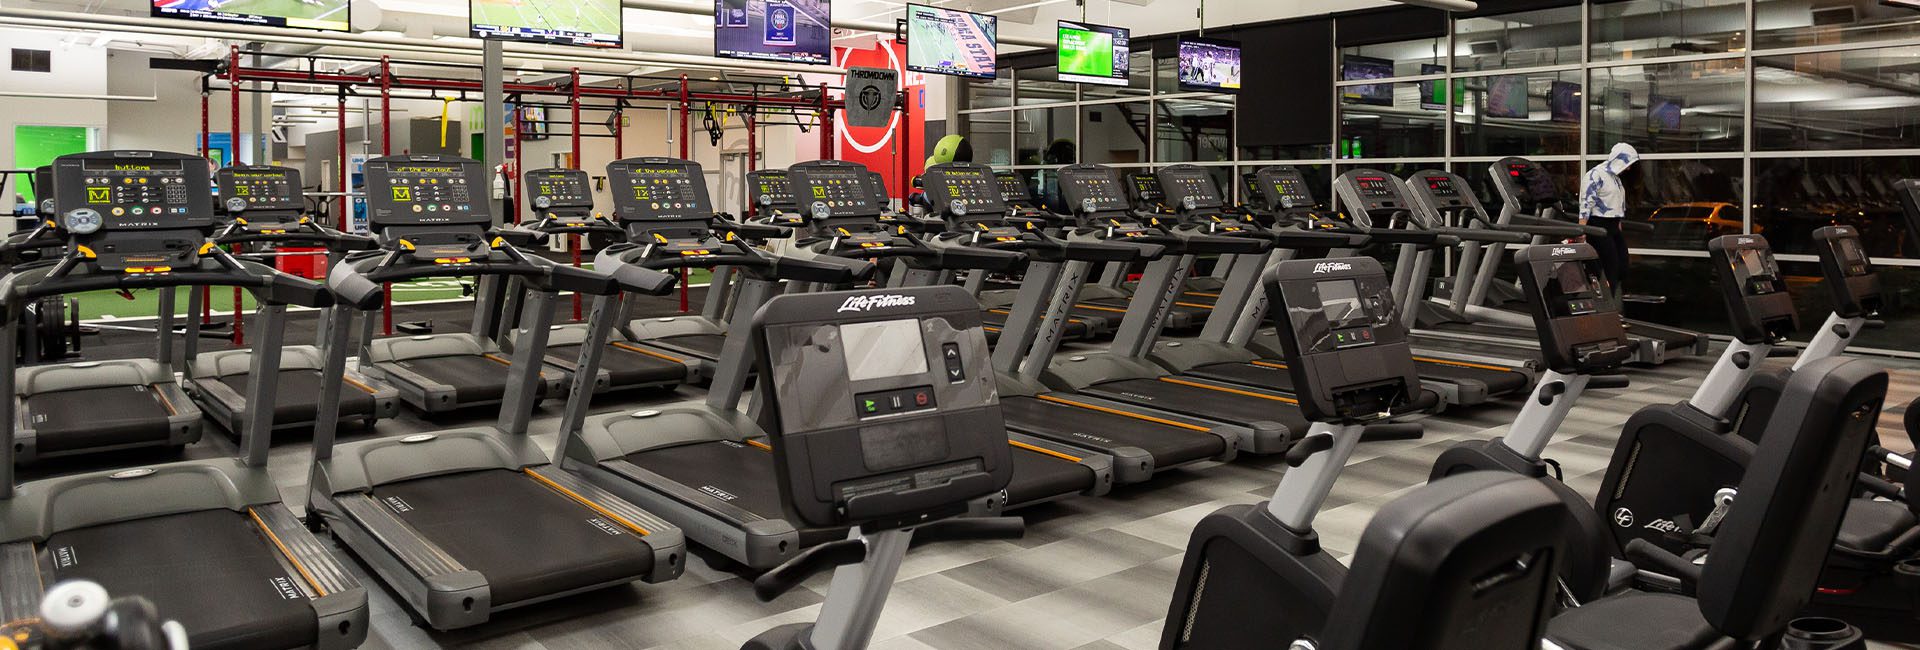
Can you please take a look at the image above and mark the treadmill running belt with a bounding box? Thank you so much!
[1000,395,1226,467]
[548,342,686,387]
[1415,360,1530,396]
[218,368,376,424]
[45,508,317,650]
[1084,378,1308,431]
[370,469,655,605]
[391,354,547,404]
[1183,362,1296,394]
[980,310,1091,340]
[619,440,788,521]
[27,384,174,453]
[1005,447,1096,506]
[651,333,727,361]
[1628,322,1698,348]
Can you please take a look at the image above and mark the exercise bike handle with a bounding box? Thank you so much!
[752,539,867,602]
[908,516,1025,549]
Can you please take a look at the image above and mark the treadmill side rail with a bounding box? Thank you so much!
[331,492,491,629]
[525,466,685,583]
[0,541,43,626]
[249,504,372,650]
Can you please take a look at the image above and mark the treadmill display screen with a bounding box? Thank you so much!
[610,161,712,219]
[1161,169,1222,209]
[76,157,216,229]
[792,166,878,219]
[1423,175,1461,198]
[1352,176,1397,199]
[1059,167,1131,214]
[1264,172,1315,209]
[866,171,894,208]
[220,167,301,212]
[526,169,593,209]
[995,171,1031,201]
[840,318,929,381]
[1507,163,1560,202]
[752,171,795,209]
[1129,174,1163,202]
[927,167,1003,215]
[365,158,489,227]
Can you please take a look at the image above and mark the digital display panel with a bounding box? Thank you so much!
[1649,95,1682,133]
[1318,279,1362,323]
[1352,176,1397,198]
[609,161,712,219]
[1340,55,1394,106]
[1128,173,1163,202]
[367,160,487,227]
[866,171,894,209]
[1265,172,1314,209]
[153,0,348,32]
[841,319,928,381]
[1737,247,1773,277]
[73,157,215,230]
[525,169,593,208]
[1059,167,1130,213]
[1418,63,1462,111]
[470,0,622,47]
[928,167,1002,215]
[1551,261,1596,296]
[751,170,795,209]
[219,167,301,212]
[907,4,997,79]
[1485,75,1529,119]
[1178,37,1240,91]
[1549,81,1581,123]
[792,165,877,218]
[994,171,1031,201]
[1423,175,1460,198]
[1161,169,1221,209]
[715,0,831,65]
[1057,21,1130,87]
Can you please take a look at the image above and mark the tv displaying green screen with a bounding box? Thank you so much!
[1058,20,1128,86]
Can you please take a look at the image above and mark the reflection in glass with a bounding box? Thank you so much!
[1088,51,1154,99]
[1341,37,1446,77]
[1015,107,1076,166]
[1463,160,1583,222]
[1589,59,1745,154]
[1755,0,1920,49]
[1590,0,1747,60]
[1621,158,1745,251]
[1156,97,1234,163]
[1082,103,1149,165]
[964,71,1013,110]
[1453,72,1583,157]
[963,112,1014,167]
[1239,144,1336,161]
[1453,6,1583,71]
[1339,82,1445,159]
[1752,156,1919,259]
[1016,67,1076,106]
[1754,47,1920,151]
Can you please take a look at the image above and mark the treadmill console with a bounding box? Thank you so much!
[1241,173,1266,207]
[1264,257,1420,421]
[922,163,1008,222]
[1492,157,1563,207]
[1059,165,1133,217]
[752,285,1010,528]
[524,168,594,212]
[865,170,894,211]
[217,165,302,215]
[789,160,881,223]
[1156,165,1226,213]
[607,157,711,221]
[749,169,798,216]
[1126,172,1167,212]
[33,165,55,215]
[1707,234,1796,344]
[1811,226,1882,319]
[995,171,1035,207]
[1408,170,1471,207]
[1513,244,1631,374]
[361,154,488,229]
[51,150,217,271]
[1339,170,1407,213]
[1256,166,1320,211]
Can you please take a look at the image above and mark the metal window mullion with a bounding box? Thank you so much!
[1743,0,1756,235]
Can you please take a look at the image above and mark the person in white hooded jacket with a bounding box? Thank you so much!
[1580,142,1642,285]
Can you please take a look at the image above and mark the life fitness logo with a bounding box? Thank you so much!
[834,42,909,155]
[838,294,916,312]
[1312,261,1352,274]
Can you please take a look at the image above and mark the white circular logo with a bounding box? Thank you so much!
[226,197,249,213]
[63,208,103,235]
[810,201,831,220]
[1612,507,1635,528]
[533,195,553,209]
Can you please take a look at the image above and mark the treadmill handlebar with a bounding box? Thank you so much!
[213,219,378,252]
[1160,228,1272,255]
[1269,230,1370,250]
[1505,215,1607,239]
[713,218,792,241]
[3,257,329,308]
[1430,226,1531,245]
[1365,229,1460,249]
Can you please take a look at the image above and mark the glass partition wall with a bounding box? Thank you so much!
[956,1,1920,354]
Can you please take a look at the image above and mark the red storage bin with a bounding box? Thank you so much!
[275,246,327,279]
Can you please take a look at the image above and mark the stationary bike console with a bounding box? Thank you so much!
[1707,234,1796,345]
[1514,244,1632,374]
[1812,226,1882,319]
[1263,258,1421,421]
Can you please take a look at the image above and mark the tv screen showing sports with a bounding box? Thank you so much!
[1417,63,1463,111]
[1549,81,1581,123]
[1177,37,1241,91]
[1340,55,1394,106]
[1485,75,1530,119]
[907,4,997,79]
[470,0,622,47]
[1648,94,1683,133]
[153,0,349,31]
[1058,21,1130,87]
[715,0,831,65]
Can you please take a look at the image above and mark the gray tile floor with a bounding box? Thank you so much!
[45,345,1919,649]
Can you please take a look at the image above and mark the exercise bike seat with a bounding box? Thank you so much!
[1833,499,1917,557]
[1546,592,1735,650]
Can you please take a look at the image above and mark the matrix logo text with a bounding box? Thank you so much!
[1312,261,1352,274]
[838,294,916,312]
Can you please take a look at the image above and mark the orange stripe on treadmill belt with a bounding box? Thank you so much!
[1186,291,1219,298]
[1157,377,1298,404]
[249,508,326,596]
[611,342,686,363]
[987,308,1085,325]
[1173,302,1214,310]
[1009,439,1082,462]
[746,439,772,451]
[523,469,652,536]
[1412,356,1513,372]
[152,386,177,415]
[1034,394,1210,432]
[1249,360,1288,370]
[343,376,379,395]
[1074,303,1128,314]
[482,354,513,366]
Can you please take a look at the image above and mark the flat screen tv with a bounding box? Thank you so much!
[1340,55,1394,106]
[1549,80,1581,123]
[1485,75,1530,119]
[1417,63,1462,111]
[470,0,622,47]
[1058,20,1131,87]
[1177,37,1241,91]
[906,4,997,79]
[715,0,831,65]
[153,0,349,31]
[1649,94,1683,133]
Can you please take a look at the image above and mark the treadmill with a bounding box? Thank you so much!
[920,162,1236,484]
[307,154,685,630]
[1041,164,1304,455]
[617,161,772,371]
[508,167,698,392]
[1401,166,1703,366]
[1469,158,1707,363]
[560,158,1106,570]
[183,164,402,435]
[0,149,369,650]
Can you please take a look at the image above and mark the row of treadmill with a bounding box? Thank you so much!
[0,147,1916,650]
